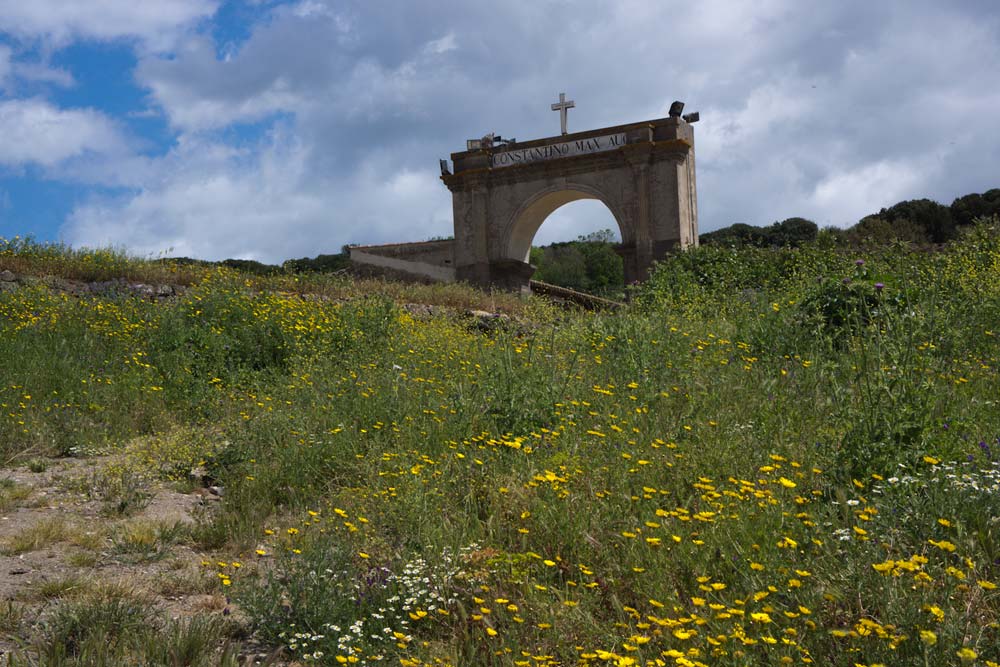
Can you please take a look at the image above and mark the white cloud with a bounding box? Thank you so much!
[0,0,218,49]
[0,46,74,90]
[290,0,337,20]
[0,98,126,167]
[133,6,462,133]
[697,82,817,169]
[30,0,1000,263]
[810,159,932,225]
[63,130,453,262]
[137,36,306,132]
[12,61,75,87]
[424,33,457,56]
[686,2,1000,230]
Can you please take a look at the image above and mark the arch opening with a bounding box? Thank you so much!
[507,192,626,296]
[532,199,622,248]
[506,187,627,263]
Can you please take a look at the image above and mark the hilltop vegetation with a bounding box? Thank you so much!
[531,188,1000,298]
[701,187,1000,249]
[0,220,999,666]
[698,218,819,248]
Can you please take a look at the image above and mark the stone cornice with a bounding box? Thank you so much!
[442,139,691,192]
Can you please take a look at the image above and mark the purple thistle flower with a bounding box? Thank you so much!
[874,283,884,291]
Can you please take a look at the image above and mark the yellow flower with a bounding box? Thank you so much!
[872,560,895,573]
[920,630,937,646]
[924,605,945,621]
[777,536,798,549]
[956,648,977,662]
[928,539,957,552]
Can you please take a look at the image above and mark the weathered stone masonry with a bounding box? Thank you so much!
[441,115,698,290]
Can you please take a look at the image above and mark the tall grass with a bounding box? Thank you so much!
[1,220,998,665]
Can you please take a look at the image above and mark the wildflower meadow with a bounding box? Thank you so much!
[0,221,998,666]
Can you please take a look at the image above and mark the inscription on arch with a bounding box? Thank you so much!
[490,133,627,169]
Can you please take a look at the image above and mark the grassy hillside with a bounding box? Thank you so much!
[1,222,999,666]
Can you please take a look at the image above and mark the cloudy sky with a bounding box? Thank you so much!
[0,0,998,262]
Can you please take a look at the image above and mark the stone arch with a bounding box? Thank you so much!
[503,183,629,264]
[442,114,698,290]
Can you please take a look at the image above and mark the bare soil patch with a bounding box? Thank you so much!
[0,456,238,660]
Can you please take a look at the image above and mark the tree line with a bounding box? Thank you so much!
[702,187,1000,247]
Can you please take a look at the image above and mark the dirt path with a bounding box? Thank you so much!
[0,456,236,660]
